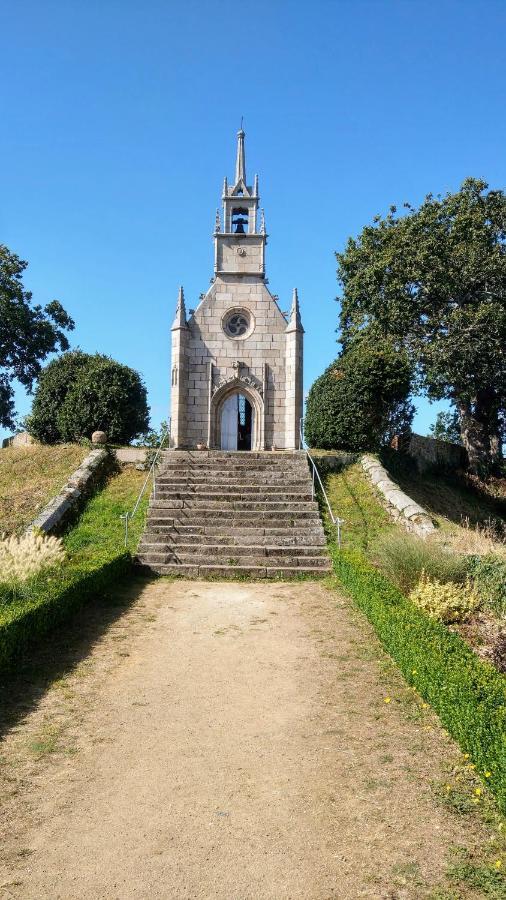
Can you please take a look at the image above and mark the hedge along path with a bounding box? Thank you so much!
[1,578,505,900]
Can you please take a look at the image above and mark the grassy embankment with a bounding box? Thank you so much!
[315,454,506,823]
[0,466,148,672]
[0,444,88,535]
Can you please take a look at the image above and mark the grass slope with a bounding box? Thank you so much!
[0,466,148,670]
[0,444,88,535]
[323,461,394,552]
[380,448,506,535]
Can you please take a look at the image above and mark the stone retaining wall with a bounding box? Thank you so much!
[361,454,435,537]
[29,449,112,535]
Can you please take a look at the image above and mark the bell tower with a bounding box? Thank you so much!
[214,127,267,277]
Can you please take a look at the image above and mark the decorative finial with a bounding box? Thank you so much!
[172,285,187,329]
[235,126,246,185]
[287,287,302,332]
[215,208,221,232]
[254,173,259,197]
[260,208,266,234]
[223,176,228,197]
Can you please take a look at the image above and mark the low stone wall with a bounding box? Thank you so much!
[361,454,435,537]
[113,447,148,465]
[392,432,466,473]
[29,449,112,535]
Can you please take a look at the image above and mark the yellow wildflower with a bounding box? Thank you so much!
[384,697,391,704]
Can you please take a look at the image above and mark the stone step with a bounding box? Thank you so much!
[138,542,328,557]
[149,493,318,512]
[135,562,332,579]
[137,449,330,578]
[146,510,322,524]
[144,525,325,542]
[137,549,330,567]
[152,478,312,499]
[152,490,313,502]
[139,530,326,546]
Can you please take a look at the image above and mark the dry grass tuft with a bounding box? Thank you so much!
[0,530,65,585]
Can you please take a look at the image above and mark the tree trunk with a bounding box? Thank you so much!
[458,393,503,477]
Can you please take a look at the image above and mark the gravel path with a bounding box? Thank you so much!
[0,578,493,898]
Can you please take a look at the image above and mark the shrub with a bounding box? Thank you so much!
[0,531,65,586]
[371,531,468,594]
[27,351,149,445]
[331,547,506,814]
[409,572,480,624]
[304,335,413,451]
[467,555,506,617]
[0,553,131,672]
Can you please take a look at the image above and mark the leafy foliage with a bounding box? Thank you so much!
[305,335,413,451]
[467,554,506,617]
[430,409,463,445]
[337,179,506,475]
[0,243,74,429]
[27,351,149,445]
[330,547,506,815]
[409,572,480,624]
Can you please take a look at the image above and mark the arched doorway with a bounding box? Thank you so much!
[211,380,264,451]
[220,393,254,451]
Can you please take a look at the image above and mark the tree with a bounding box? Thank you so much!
[337,179,506,476]
[0,244,74,430]
[27,351,150,445]
[429,410,462,445]
[304,336,413,451]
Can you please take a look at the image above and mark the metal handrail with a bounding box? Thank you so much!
[299,418,344,549]
[120,418,171,548]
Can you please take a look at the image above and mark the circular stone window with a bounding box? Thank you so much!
[222,308,254,340]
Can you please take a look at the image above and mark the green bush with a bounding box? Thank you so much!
[0,552,131,672]
[27,350,149,445]
[467,555,506,617]
[409,572,480,624]
[304,335,413,451]
[331,547,506,814]
[371,531,469,594]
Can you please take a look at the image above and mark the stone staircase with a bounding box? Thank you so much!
[136,450,332,578]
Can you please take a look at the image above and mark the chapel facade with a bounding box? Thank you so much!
[170,129,303,451]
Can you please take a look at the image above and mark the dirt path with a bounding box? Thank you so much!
[0,578,500,899]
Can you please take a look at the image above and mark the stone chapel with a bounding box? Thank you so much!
[170,128,303,451]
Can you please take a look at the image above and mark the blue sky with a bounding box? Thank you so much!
[1,0,505,442]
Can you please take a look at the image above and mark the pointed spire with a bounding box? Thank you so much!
[260,208,266,234]
[235,124,246,185]
[287,288,303,332]
[254,173,259,197]
[223,176,228,196]
[215,208,221,232]
[172,285,188,329]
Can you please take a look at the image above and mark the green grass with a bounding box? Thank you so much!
[63,466,149,562]
[322,461,394,552]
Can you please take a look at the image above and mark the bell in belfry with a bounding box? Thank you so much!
[234,215,247,234]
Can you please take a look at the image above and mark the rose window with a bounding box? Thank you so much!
[223,309,252,338]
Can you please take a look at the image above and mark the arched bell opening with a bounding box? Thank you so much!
[211,382,263,451]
